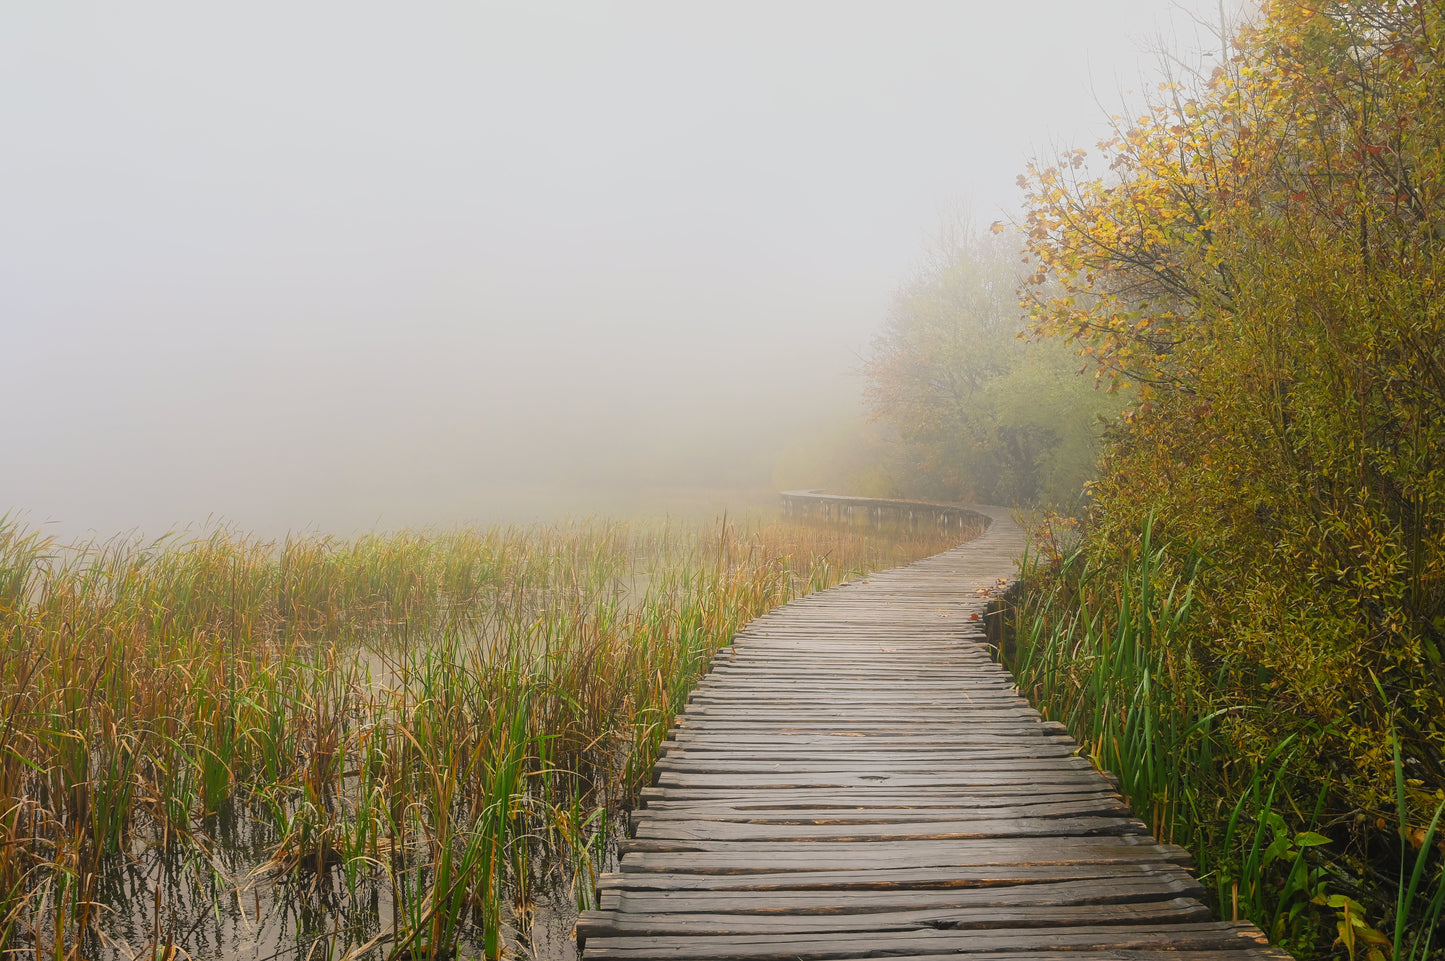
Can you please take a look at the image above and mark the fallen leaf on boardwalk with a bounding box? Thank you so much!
[970,613,980,620]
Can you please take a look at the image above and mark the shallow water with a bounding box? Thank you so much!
[74,800,627,960]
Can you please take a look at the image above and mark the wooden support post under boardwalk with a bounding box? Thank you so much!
[577,504,1288,960]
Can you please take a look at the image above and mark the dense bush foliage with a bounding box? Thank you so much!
[1014,1,1445,954]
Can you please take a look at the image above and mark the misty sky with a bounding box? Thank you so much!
[3,1,1235,538]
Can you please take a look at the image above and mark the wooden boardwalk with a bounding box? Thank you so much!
[577,507,1286,960]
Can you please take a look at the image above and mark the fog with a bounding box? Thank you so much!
[2,1,1231,539]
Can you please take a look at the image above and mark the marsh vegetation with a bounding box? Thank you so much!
[0,512,962,960]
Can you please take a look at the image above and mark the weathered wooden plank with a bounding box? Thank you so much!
[598,869,1207,912]
[675,702,1040,713]
[632,803,1127,815]
[581,921,1279,959]
[595,863,1195,893]
[636,783,1119,804]
[633,799,1130,822]
[609,837,1194,871]
[658,751,1086,763]
[654,749,1082,769]
[660,739,1077,754]
[704,652,1000,660]
[668,721,1049,735]
[652,772,1106,791]
[634,803,1128,820]
[633,815,1147,843]
[654,756,1083,774]
[687,686,1023,697]
[661,735,1072,750]
[576,897,1213,938]
[580,942,1283,959]
[666,723,1070,738]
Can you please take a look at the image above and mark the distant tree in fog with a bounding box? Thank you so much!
[865,217,1119,505]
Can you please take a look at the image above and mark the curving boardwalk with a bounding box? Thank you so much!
[577,506,1286,960]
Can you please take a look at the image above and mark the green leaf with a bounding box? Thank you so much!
[1263,835,1292,864]
[1294,831,1332,847]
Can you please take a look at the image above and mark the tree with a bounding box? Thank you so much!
[865,217,1117,505]
[1020,0,1445,855]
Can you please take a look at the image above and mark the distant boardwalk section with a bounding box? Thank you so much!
[578,505,1287,959]
[779,489,987,537]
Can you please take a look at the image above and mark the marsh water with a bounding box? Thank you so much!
[79,618,641,960]
[84,799,625,960]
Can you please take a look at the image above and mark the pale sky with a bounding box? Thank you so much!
[2,1,1236,538]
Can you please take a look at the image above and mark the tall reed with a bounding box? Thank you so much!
[0,511,960,959]
[1004,514,1445,958]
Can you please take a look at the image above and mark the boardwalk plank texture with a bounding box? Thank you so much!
[578,506,1287,960]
